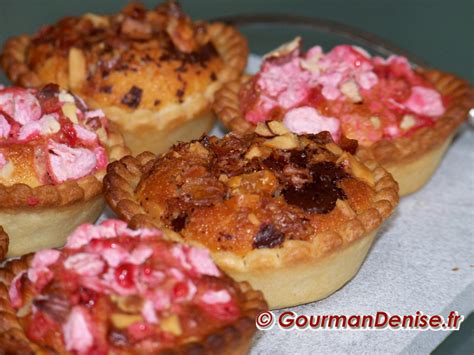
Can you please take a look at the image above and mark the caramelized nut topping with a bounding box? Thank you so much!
[136,124,377,254]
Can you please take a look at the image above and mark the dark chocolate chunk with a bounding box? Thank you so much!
[217,233,235,242]
[121,86,143,108]
[210,72,217,81]
[176,88,185,98]
[289,150,308,167]
[154,99,161,106]
[262,154,287,172]
[310,161,347,183]
[100,85,112,94]
[282,182,345,214]
[171,213,187,232]
[253,224,285,249]
[283,161,348,214]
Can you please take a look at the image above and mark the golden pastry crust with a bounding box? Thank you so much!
[0,254,266,354]
[0,227,8,260]
[104,126,399,308]
[1,2,248,154]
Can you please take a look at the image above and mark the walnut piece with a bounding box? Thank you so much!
[268,120,290,135]
[161,314,182,336]
[325,142,343,156]
[111,313,143,329]
[340,80,362,103]
[264,133,300,150]
[245,146,263,160]
[263,36,301,60]
[255,122,274,137]
[62,102,79,123]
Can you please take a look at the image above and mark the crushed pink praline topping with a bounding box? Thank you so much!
[241,40,446,145]
[9,220,240,353]
[63,306,94,353]
[0,85,110,183]
[283,106,341,139]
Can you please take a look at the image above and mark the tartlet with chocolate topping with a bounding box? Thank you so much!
[104,121,399,308]
[1,1,248,155]
[213,38,474,195]
[0,84,128,258]
[0,220,266,354]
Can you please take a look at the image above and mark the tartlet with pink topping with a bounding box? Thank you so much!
[0,220,266,354]
[214,38,474,195]
[0,84,129,257]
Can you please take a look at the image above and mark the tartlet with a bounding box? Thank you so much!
[1,1,248,155]
[0,219,266,354]
[0,84,128,257]
[213,38,474,195]
[104,121,399,308]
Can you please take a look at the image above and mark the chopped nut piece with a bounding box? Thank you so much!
[325,143,343,156]
[188,142,209,157]
[68,48,87,89]
[255,122,274,137]
[300,52,322,74]
[245,146,262,160]
[263,37,301,60]
[370,116,381,129]
[83,13,109,28]
[121,17,152,40]
[268,121,290,135]
[337,153,375,186]
[218,174,228,183]
[299,136,314,148]
[62,103,78,123]
[94,127,107,144]
[248,213,260,226]
[0,161,14,179]
[161,314,182,336]
[400,114,416,130]
[111,295,143,313]
[111,313,143,329]
[58,92,75,103]
[264,133,299,150]
[340,80,362,103]
[227,176,242,188]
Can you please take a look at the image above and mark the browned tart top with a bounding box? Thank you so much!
[136,121,381,255]
[2,1,229,112]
